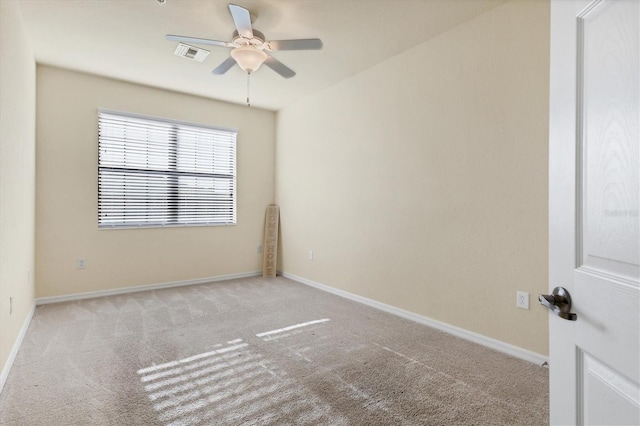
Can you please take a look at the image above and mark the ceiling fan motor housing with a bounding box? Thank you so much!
[232,29,266,49]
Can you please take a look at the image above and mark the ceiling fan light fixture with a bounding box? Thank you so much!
[231,46,267,73]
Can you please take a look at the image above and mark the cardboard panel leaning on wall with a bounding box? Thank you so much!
[275,0,549,355]
[0,0,37,382]
[35,66,276,298]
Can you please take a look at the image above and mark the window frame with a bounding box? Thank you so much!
[97,109,237,229]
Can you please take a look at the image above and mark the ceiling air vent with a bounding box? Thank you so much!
[173,43,209,62]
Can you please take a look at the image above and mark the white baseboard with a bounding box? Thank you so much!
[281,272,548,366]
[1,302,35,393]
[35,271,262,305]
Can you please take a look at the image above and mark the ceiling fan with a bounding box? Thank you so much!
[166,4,323,79]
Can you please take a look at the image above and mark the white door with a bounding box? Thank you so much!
[548,0,639,425]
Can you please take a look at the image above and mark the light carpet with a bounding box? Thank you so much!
[0,276,548,425]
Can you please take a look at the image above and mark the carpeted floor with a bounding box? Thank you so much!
[0,276,549,425]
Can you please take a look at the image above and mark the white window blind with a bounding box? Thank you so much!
[98,111,236,228]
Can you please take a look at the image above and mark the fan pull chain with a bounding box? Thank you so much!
[246,72,251,108]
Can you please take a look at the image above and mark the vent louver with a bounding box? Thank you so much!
[173,43,209,62]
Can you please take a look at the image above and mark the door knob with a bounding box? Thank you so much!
[539,286,577,321]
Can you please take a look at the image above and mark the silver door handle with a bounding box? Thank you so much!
[539,286,577,321]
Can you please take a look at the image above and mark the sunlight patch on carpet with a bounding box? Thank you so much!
[256,318,330,338]
[137,319,346,425]
[137,342,248,376]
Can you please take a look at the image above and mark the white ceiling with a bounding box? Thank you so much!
[17,0,506,111]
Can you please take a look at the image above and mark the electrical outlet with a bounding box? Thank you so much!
[77,258,86,269]
[257,244,263,254]
[308,250,313,261]
[517,291,529,309]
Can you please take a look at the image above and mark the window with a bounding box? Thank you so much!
[98,111,236,228]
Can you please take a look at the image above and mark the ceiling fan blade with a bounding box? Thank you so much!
[166,34,230,48]
[212,56,237,75]
[266,39,323,51]
[229,4,253,39]
[264,55,296,79]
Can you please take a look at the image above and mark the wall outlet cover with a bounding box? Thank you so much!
[516,291,529,310]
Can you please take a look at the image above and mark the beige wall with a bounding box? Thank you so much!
[36,66,275,297]
[0,0,37,377]
[276,0,550,355]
